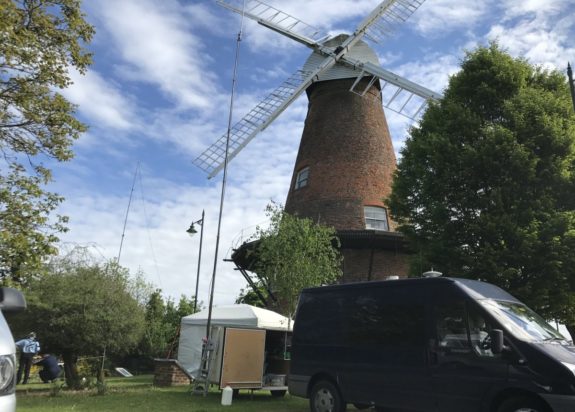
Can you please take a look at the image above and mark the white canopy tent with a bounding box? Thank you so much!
[177,304,293,377]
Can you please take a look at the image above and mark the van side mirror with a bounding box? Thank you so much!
[0,287,26,313]
[490,329,504,354]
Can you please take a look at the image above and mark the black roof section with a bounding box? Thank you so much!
[301,276,521,303]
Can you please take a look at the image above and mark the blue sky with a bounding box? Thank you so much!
[50,0,575,307]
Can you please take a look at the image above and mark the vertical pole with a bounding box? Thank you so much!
[194,210,204,313]
[568,63,575,113]
[204,0,247,350]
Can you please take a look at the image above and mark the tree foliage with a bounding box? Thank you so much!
[0,0,94,283]
[10,252,146,388]
[138,291,199,359]
[387,44,575,332]
[252,203,342,316]
[235,280,268,308]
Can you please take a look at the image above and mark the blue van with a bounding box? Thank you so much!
[288,277,575,412]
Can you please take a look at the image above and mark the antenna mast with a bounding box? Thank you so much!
[205,0,247,346]
[194,1,248,397]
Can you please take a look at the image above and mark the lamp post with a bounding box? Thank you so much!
[186,210,204,313]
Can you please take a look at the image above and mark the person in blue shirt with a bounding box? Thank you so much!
[34,354,62,383]
[15,332,40,384]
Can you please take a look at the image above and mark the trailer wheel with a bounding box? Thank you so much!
[310,380,346,412]
[270,389,286,397]
[497,396,550,412]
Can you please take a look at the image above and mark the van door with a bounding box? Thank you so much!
[340,285,432,410]
[430,299,508,412]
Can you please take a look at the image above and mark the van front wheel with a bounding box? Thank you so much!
[310,380,346,412]
[497,396,550,412]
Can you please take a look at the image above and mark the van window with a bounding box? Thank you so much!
[478,299,565,342]
[468,304,495,357]
[436,301,471,352]
[294,287,426,347]
[293,291,345,345]
[347,295,425,346]
[436,301,496,357]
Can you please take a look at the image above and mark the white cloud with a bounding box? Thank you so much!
[182,3,229,35]
[412,0,491,36]
[88,0,220,111]
[486,13,575,70]
[56,162,289,305]
[64,69,136,130]
[499,0,571,20]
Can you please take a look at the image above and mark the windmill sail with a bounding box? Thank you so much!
[195,0,439,178]
[216,0,327,46]
[193,69,313,178]
[345,59,442,119]
[363,0,425,43]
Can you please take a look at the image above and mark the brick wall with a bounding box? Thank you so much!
[153,359,192,387]
[285,77,398,232]
[283,76,408,283]
[340,248,409,282]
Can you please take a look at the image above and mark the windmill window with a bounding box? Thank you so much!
[364,206,389,231]
[295,167,310,189]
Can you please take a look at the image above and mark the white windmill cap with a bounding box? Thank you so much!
[302,34,380,82]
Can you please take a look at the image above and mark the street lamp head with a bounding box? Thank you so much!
[186,223,198,236]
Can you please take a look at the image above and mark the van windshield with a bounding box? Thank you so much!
[479,299,566,342]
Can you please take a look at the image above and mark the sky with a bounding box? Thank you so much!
[49,0,575,308]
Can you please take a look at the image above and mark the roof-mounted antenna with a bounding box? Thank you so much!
[422,268,442,278]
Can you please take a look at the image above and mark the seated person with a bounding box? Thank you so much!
[34,354,62,383]
[469,313,494,356]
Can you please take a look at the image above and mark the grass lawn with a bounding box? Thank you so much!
[16,375,310,412]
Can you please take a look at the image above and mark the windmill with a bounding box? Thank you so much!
[194,0,443,290]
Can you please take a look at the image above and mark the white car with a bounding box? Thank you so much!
[0,288,26,412]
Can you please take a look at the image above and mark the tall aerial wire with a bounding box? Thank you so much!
[117,162,139,265]
[138,168,163,288]
[205,0,248,346]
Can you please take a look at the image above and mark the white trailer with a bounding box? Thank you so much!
[177,304,292,395]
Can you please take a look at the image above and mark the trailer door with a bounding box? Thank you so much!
[220,328,266,389]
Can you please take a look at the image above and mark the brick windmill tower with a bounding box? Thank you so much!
[284,35,405,282]
[194,0,442,289]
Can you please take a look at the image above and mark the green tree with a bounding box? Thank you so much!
[252,203,342,317]
[0,0,94,283]
[11,255,146,388]
[236,280,269,308]
[163,295,197,358]
[139,290,172,359]
[137,292,199,360]
[387,43,575,335]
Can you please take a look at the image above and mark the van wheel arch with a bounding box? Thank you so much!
[309,379,346,412]
[492,389,551,412]
[307,373,340,398]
